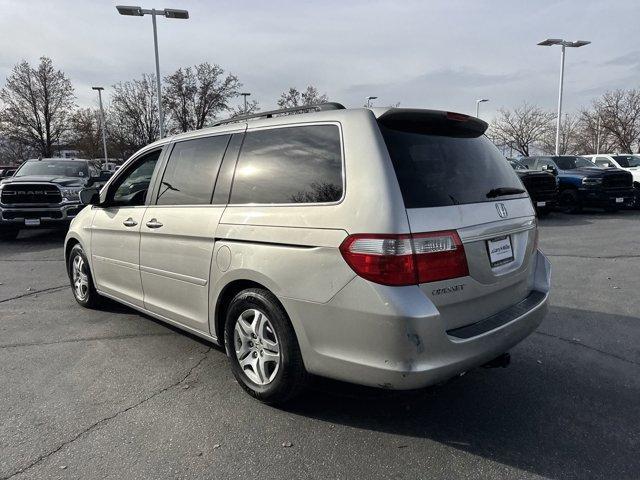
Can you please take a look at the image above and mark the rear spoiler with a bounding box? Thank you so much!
[376,108,488,137]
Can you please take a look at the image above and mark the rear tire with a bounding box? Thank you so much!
[536,207,551,217]
[0,226,19,240]
[67,244,102,308]
[224,288,308,405]
[559,189,581,214]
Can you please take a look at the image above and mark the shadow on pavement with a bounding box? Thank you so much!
[280,308,639,480]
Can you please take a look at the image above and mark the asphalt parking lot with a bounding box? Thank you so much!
[1,211,639,480]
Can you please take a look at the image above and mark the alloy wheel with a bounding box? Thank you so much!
[72,255,89,301]
[233,308,281,385]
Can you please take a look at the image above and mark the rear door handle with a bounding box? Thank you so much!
[122,217,137,227]
[146,218,163,229]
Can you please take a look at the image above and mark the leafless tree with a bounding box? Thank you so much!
[163,63,240,133]
[592,89,640,153]
[539,113,581,155]
[277,86,328,109]
[68,107,103,159]
[572,108,617,155]
[229,98,260,118]
[489,103,555,157]
[0,136,36,164]
[109,74,159,159]
[0,57,75,157]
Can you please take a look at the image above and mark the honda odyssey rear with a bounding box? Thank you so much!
[66,104,550,404]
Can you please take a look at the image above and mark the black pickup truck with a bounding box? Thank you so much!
[522,156,635,213]
[0,158,111,240]
[508,159,559,215]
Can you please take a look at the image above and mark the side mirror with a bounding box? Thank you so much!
[80,187,101,205]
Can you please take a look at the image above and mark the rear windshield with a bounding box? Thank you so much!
[379,124,526,208]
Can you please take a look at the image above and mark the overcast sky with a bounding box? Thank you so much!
[1,0,638,120]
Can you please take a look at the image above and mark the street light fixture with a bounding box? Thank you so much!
[365,96,378,108]
[475,98,489,118]
[92,87,109,165]
[538,38,590,155]
[116,5,189,138]
[240,92,251,113]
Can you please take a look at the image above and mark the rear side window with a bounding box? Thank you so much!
[157,135,231,205]
[230,125,343,204]
[380,124,526,208]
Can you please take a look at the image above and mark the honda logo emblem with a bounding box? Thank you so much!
[496,203,508,218]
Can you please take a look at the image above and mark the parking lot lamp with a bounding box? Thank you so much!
[475,98,489,118]
[91,87,109,164]
[538,38,591,155]
[366,96,378,108]
[241,92,251,113]
[116,5,189,138]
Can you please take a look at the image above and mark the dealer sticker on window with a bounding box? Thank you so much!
[487,235,514,267]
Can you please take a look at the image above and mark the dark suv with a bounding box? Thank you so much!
[508,159,558,215]
[0,158,111,239]
[522,156,634,213]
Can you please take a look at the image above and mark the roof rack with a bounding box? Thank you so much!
[214,102,346,126]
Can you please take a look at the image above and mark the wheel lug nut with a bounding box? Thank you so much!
[253,352,258,358]
[248,341,253,347]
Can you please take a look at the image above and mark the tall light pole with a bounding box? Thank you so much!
[475,98,489,118]
[365,96,378,108]
[538,38,590,155]
[240,92,251,113]
[116,5,189,138]
[92,87,108,164]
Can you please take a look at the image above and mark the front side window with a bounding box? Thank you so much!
[156,135,230,205]
[612,155,640,168]
[230,125,343,204]
[111,150,161,207]
[15,160,89,178]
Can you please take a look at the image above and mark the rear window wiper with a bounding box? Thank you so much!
[486,187,526,198]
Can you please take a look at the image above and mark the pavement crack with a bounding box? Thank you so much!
[0,332,176,350]
[1,347,212,480]
[0,285,68,304]
[535,330,639,366]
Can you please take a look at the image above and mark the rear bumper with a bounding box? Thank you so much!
[0,203,82,227]
[282,250,551,390]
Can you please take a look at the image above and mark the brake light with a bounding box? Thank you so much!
[446,112,469,122]
[339,231,468,286]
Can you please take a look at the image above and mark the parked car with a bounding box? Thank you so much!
[507,158,558,215]
[65,104,551,404]
[521,155,634,213]
[0,166,16,178]
[584,154,640,207]
[0,158,112,239]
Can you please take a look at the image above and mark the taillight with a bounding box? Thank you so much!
[339,230,468,286]
[413,231,468,283]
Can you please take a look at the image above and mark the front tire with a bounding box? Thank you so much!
[67,244,101,308]
[0,226,19,240]
[224,288,308,404]
[559,189,582,214]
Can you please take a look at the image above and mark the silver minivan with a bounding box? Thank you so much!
[65,104,551,404]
